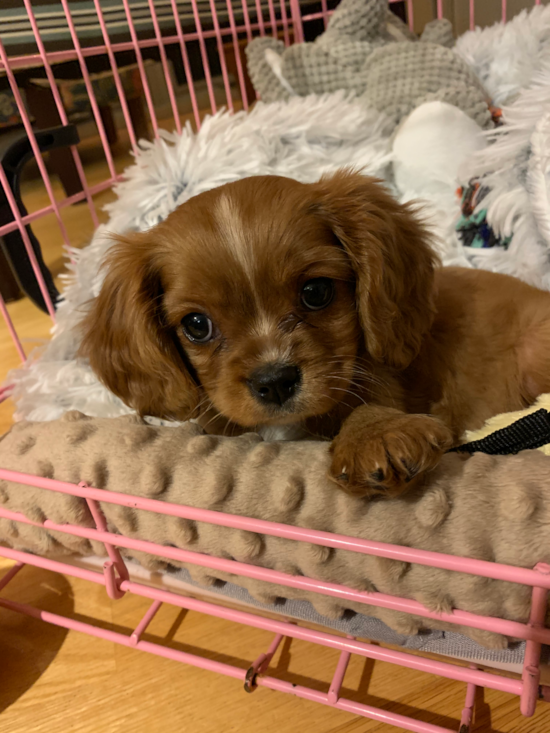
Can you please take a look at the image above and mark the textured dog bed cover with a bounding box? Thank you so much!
[2,411,550,659]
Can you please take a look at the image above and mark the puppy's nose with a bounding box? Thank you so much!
[248,364,301,406]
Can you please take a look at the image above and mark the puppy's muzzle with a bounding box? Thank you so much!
[247,363,301,406]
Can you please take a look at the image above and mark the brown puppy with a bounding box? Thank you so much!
[80,171,550,497]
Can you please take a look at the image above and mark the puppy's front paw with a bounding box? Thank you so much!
[329,406,453,498]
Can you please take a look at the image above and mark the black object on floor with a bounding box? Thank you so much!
[0,124,79,313]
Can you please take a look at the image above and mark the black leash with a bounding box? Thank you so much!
[451,408,550,456]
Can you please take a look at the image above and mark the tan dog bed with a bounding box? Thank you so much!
[1,406,550,657]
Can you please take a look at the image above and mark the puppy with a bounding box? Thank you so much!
[80,170,550,497]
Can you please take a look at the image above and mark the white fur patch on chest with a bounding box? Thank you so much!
[257,424,313,441]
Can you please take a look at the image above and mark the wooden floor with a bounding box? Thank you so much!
[1,128,550,733]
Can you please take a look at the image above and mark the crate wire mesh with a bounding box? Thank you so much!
[0,2,549,732]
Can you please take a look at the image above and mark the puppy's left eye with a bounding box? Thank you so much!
[301,278,334,311]
[181,312,214,343]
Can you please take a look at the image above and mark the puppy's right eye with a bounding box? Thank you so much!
[181,313,213,343]
[301,277,334,311]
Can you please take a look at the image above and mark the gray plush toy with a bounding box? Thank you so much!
[246,0,493,130]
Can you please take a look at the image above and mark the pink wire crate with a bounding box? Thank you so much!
[0,2,548,732]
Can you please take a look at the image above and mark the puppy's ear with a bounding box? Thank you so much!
[79,232,200,420]
[310,170,438,370]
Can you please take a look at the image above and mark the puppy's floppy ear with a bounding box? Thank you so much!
[79,232,200,420]
[310,170,438,370]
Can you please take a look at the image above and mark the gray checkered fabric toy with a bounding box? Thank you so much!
[246,0,492,130]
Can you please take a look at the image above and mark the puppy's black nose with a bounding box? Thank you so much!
[248,364,301,406]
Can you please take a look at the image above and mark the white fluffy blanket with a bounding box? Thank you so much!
[455,4,550,105]
[6,7,550,423]
[460,58,550,285]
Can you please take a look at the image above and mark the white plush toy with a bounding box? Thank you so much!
[392,101,487,197]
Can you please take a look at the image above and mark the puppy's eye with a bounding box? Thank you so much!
[301,278,334,311]
[181,313,214,343]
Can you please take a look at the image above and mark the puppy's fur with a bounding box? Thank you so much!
[80,171,550,497]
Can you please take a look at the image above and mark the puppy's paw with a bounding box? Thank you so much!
[329,406,453,498]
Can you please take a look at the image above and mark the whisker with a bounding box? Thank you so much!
[184,395,212,422]
[322,393,355,411]
[200,410,224,432]
[324,366,387,390]
[326,397,356,411]
[329,386,367,406]
[324,373,371,392]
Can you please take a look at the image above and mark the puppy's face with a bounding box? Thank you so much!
[80,172,437,427]
[162,183,360,426]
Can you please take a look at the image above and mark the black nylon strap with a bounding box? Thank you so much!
[452,408,550,456]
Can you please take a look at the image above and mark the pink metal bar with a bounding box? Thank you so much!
[245,631,285,691]
[85,494,129,583]
[110,581,528,697]
[300,11,335,22]
[0,40,71,251]
[502,0,507,22]
[257,676,453,733]
[459,665,478,732]
[0,164,56,320]
[190,0,219,114]
[520,563,550,717]
[169,0,202,128]
[255,632,285,674]
[267,0,279,36]
[127,573,535,697]
[0,545,107,586]
[92,0,139,152]
[436,0,444,20]
[241,0,254,43]
[279,0,291,46]
[209,0,234,110]
[22,0,98,228]
[2,469,550,593]
[130,599,163,646]
[0,595,246,679]
[59,0,118,178]
[126,584,525,698]
[2,504,550,646]
[407,0,414,31]
[0,592,459,733]
[0,292,26,362]
[255,0,268,37]
[0,177,122,239]
[0,544,530,701]
[103,559,125,600]
[321,0,329,28]
[0,561,25,592]
[328,642,352,704]
[147,0,182,133]
[225,0,250,109]
[120,0,159,136]
[1,26,267,71]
